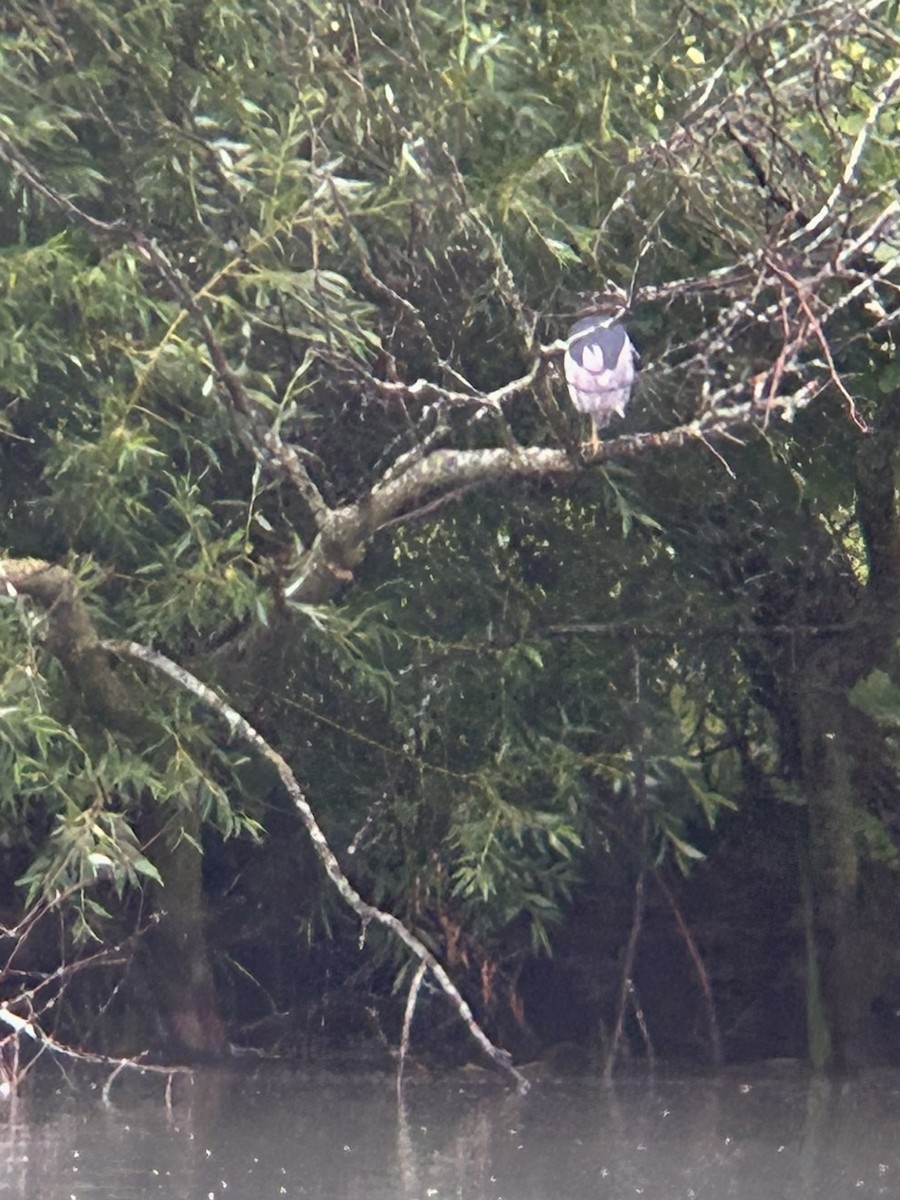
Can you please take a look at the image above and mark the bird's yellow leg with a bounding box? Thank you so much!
[581,421,599,454]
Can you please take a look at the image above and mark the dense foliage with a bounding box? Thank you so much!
[0,0,898,1074]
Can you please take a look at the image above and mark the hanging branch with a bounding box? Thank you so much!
[0,999,192,1103]
[104,637,530,1094]
[605,646,651,1082]
[397,961,427,1094]
[0,905,193,1101]
[628,980,655,1068]
[604,867,647,1083]
[654,869,723,1066]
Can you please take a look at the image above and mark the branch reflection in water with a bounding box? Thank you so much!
[2,1062,900,1199]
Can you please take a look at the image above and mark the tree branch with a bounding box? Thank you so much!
[105,637,531,1092]
[282,384,814,603]
[0,133,330,530]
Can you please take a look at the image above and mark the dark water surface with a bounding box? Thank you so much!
[2,1061,900,1199]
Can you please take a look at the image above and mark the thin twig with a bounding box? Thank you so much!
[604,868,646,1083]
[654,869,723,1066]
[628,982,655,1069]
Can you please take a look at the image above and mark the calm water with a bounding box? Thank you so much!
[2,1061,900,1199]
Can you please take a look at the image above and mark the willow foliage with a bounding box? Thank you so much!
[0,0,898,1055]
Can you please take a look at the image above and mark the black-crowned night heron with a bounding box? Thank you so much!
[564,313,636,450]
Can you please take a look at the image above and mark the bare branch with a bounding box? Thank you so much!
[798,58,900,243]
[105,637,531,1093]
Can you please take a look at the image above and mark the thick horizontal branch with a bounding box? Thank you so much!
[282,445,575,601]
[282,383,811,603]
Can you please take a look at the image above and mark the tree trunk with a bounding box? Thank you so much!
[142,806,228,1059]
[0,559,227,1059]
[794,664,866,1069]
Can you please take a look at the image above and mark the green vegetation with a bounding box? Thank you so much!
[0,0,898,1076]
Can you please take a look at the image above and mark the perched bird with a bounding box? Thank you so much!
[564,312,636,450]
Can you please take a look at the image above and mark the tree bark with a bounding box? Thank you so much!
[140,805,227,1059]
[793,660,865,1069]
[773,424,900,1069]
